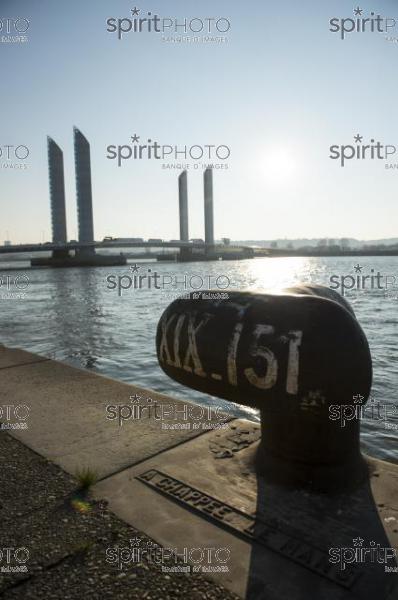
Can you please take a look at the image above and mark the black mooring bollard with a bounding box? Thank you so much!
[156,285,373,492]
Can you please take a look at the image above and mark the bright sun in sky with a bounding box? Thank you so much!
[261,146,300,186]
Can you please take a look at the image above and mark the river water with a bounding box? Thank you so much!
[0,255,397,462]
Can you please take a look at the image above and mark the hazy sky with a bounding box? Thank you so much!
[2,0,398,243]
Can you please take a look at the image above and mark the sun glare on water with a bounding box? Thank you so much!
[245,257,314,292]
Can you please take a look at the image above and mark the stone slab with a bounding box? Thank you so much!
[0,349,228,478]
[92,420,398,599]
[0,346,48,370]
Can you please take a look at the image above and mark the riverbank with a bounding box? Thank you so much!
[0,345,397,599]
[0,345,237,599]
[254,248,398,257]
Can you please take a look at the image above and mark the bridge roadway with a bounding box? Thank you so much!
[0,241,207,254]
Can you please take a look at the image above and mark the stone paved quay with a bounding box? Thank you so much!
[1,345,397,600]
[0,346,238,599]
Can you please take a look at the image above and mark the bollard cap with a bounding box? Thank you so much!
[281,283,356,317]
[156,287,372,413]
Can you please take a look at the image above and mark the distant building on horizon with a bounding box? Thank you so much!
[74,127,94,249]
[47,137,67,244]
